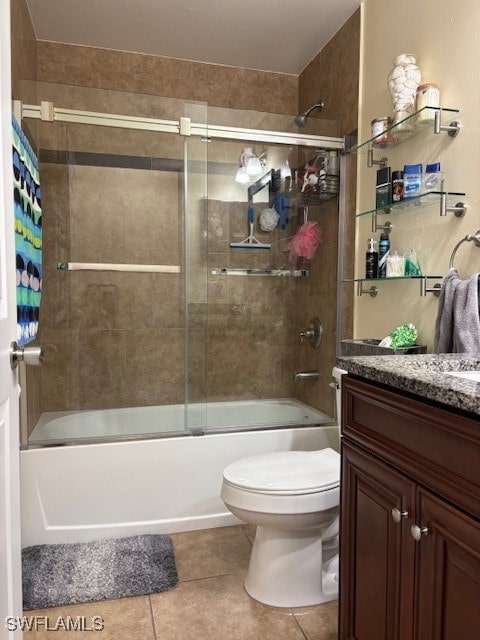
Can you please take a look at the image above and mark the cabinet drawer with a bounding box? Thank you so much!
[342,375,480,519]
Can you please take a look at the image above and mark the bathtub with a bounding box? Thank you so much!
[28,397,331,444]
[20,399,337,547]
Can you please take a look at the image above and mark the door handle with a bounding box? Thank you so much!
[10,341,43,369]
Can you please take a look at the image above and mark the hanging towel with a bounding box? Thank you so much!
[434,269,480,354]
[452,274,480,353]
[434,269,459,353]
[12,116,42,345]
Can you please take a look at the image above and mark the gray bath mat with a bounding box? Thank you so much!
[22,534,178,610]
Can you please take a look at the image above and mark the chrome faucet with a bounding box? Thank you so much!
[293,370,319,383]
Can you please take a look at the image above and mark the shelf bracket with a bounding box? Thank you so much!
[420,277,442,297]
[367,146,388,168]
[371,212,393,233]
[357,281,378,297]
[439,195,467,218]
[434,110,460,137]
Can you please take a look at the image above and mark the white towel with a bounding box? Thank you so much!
[434,269,480,353]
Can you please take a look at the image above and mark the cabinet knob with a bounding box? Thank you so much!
[391,508,408,523]
[411,524,429,541]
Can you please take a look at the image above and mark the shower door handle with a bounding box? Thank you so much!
[10,341,43,369]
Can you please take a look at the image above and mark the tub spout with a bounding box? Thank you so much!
[293,370,319,383]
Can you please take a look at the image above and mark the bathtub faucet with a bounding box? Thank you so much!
[293,370,319,383]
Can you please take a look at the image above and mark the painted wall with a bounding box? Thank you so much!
[355,0,480,350]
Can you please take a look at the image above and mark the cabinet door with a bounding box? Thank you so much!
[415,488,480,640]
[340,442,416,640]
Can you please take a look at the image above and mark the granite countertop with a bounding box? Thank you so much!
[336,354,480,417]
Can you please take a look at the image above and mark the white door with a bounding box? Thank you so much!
[0,0,23,637]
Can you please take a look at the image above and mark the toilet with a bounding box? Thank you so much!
[220,367,346,608]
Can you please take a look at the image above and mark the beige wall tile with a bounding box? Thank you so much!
[40,330,80,411]
[66,123,152,157]
[36,42,298,114]
[124,329,185,406]
[293,10,360,413]
[274,347,295,398]
[78,330,126,409]
[11,0,37,106]
[299,8,360,136]
[205,328,275,401]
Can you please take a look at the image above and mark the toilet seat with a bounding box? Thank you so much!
[221,448,340,515]
[223,448,340,494]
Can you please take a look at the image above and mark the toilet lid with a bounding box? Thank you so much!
[223,448,340,495]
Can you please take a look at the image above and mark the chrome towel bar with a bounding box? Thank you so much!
[57,262,180,273]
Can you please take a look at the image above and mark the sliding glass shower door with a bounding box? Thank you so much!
[24,85,208,444]
[184,101,208,434]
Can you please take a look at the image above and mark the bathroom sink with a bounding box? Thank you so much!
[445,371,480,383]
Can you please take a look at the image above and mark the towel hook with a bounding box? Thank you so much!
[449,230,480,269]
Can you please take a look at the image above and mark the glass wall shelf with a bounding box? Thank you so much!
[356,190,466,218]
[347,107,460,154]
[342,274,444,297]
[342,275,442,283]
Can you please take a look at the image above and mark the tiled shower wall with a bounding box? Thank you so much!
[12,8,360,431]
[294,10,360,416]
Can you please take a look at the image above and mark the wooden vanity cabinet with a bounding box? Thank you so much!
[339,375,480,640]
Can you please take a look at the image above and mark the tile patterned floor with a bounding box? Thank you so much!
[24,525,338,639]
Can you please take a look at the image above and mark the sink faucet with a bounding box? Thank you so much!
[293,370,319,383]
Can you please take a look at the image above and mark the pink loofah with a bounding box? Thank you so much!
[286,221,322,262]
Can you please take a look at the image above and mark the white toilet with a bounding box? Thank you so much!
[220,367,345,608]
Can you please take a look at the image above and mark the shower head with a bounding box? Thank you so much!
[295,102,325,127]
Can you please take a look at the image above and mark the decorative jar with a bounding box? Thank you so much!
[387,54,421,138]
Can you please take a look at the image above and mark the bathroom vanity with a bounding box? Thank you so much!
[336,354,480,640]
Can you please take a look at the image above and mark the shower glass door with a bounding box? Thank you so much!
[24,83,207,445]
[184,101,208,434]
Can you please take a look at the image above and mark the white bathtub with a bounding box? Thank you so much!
[28,398,331,444]
[20,402,338,547]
